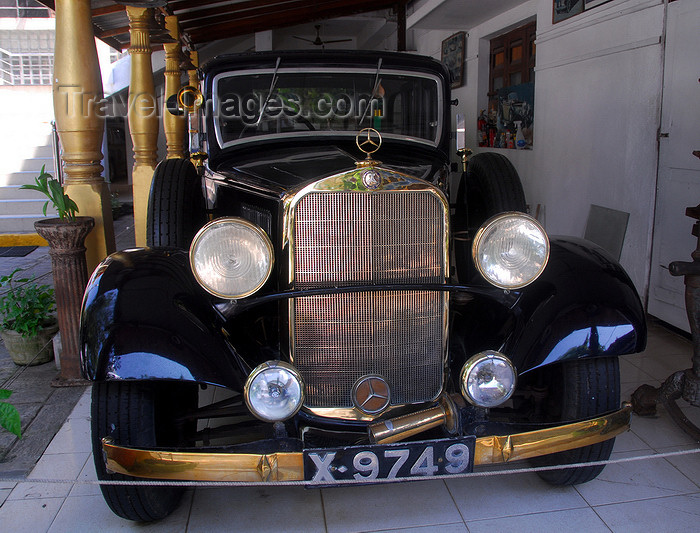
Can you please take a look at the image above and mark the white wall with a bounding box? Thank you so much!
[412,0,665,300]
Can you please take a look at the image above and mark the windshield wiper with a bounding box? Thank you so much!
[256,56,282,127]
[359,57,382,126]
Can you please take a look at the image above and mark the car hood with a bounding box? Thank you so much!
[210,143,442,195]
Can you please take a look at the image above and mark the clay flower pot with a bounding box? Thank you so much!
[0,322,59,366]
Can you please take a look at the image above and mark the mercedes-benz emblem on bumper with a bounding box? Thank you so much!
[352,375,391,414]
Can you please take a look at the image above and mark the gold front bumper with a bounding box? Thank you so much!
[103,405,631,483]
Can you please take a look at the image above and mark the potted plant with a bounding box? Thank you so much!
[20,166,94,383]
[0,268,58,366]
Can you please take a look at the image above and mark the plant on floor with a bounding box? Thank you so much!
[20,165,79,222]
[0,268,55,338]
[0,389,21,437]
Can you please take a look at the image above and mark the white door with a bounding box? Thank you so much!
[647,0,700,333]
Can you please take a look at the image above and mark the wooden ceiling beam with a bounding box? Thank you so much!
[95,25,130,39]
[185,0,406,37]
[170,0,299,15]
[176,0,311,26]
[92,5,125,17]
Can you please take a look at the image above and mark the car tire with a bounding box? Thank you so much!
[147,158,207,249]
[454,152,527,280]
[532,357,620,485]
[91,381,197,522]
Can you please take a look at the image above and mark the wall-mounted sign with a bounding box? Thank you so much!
[441,31,465,89]
[553,0,584,23]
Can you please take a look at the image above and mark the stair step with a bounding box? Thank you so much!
[1,169,57,186]
[0,185,48,200]
[0,214,45,234]
[0,199,48,215]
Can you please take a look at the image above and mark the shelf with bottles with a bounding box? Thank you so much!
[479,82,534,150]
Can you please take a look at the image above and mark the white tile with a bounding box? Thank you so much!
[68,388,92,419]
[8,452,90,500]
[465,507,610,533]
[0,497,63,533]
[574,450,699,506]
[187,486,326,533]
[594,493,700,532]
[619,358,655,385]
[630,409,699,450]
[629,354,692,383]
[659,445,700,489]
[48,492,191,532]
[322,480,462,533]
[445,472,587,521]
[612,429,653,453]
[375,524,468,533]
[44,417,92,454]
[641,325,691,357]
[67,454,101,498]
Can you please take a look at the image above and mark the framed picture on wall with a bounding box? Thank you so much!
[441,31,465,89]
[553,0,584,23]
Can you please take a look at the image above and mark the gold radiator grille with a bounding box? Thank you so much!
[292,190,447,409]
[294,191,445,287]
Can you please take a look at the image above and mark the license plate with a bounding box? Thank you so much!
[303,436,475,483]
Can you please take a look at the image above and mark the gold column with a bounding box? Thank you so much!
[163,16,186,159]
[52,0,115,272]
[187,50,199,90]
[126,6,159,247]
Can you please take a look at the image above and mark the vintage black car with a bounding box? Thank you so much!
[81,51,646,522]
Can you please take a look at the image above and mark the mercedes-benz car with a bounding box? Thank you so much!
[81,50,646,522]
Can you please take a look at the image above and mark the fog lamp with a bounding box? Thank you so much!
[472,212,549,289]
[460,351,517,408]
[190,217,273,299]
[244,361,304,422]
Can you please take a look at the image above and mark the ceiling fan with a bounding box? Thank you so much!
[293,24,352,47]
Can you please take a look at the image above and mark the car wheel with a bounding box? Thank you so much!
[147,158,207,249]
[532,357,620,485]
[454,152,527,281]
[91,381,197,522]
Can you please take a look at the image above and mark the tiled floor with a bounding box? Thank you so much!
[0,320,698,532]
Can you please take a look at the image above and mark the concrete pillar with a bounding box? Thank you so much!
[163,16,186,160]
[126,6,159,247]
[52,0,115,273]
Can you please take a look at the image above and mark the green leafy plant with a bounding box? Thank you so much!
[0,389,21,437]
[0,269,55,338]
[20,165,79,222]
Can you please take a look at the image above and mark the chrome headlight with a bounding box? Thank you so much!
[472,212,549,289]
[245,361,304,422]
[190,217,273,299]
[460,351,517,408]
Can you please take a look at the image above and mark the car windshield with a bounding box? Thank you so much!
[212,68,443,149]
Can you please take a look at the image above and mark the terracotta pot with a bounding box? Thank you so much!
[0,322,59,366]
[34,217,94,381]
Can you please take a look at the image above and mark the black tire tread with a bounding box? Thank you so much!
[534,357,620,485]
[147,158,206,249]
[465,152,527,229]
[91,382,185,522]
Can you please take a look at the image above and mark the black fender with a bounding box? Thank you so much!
[80,248,248,391]
[506,236,647,374]
[450,236,646,377]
